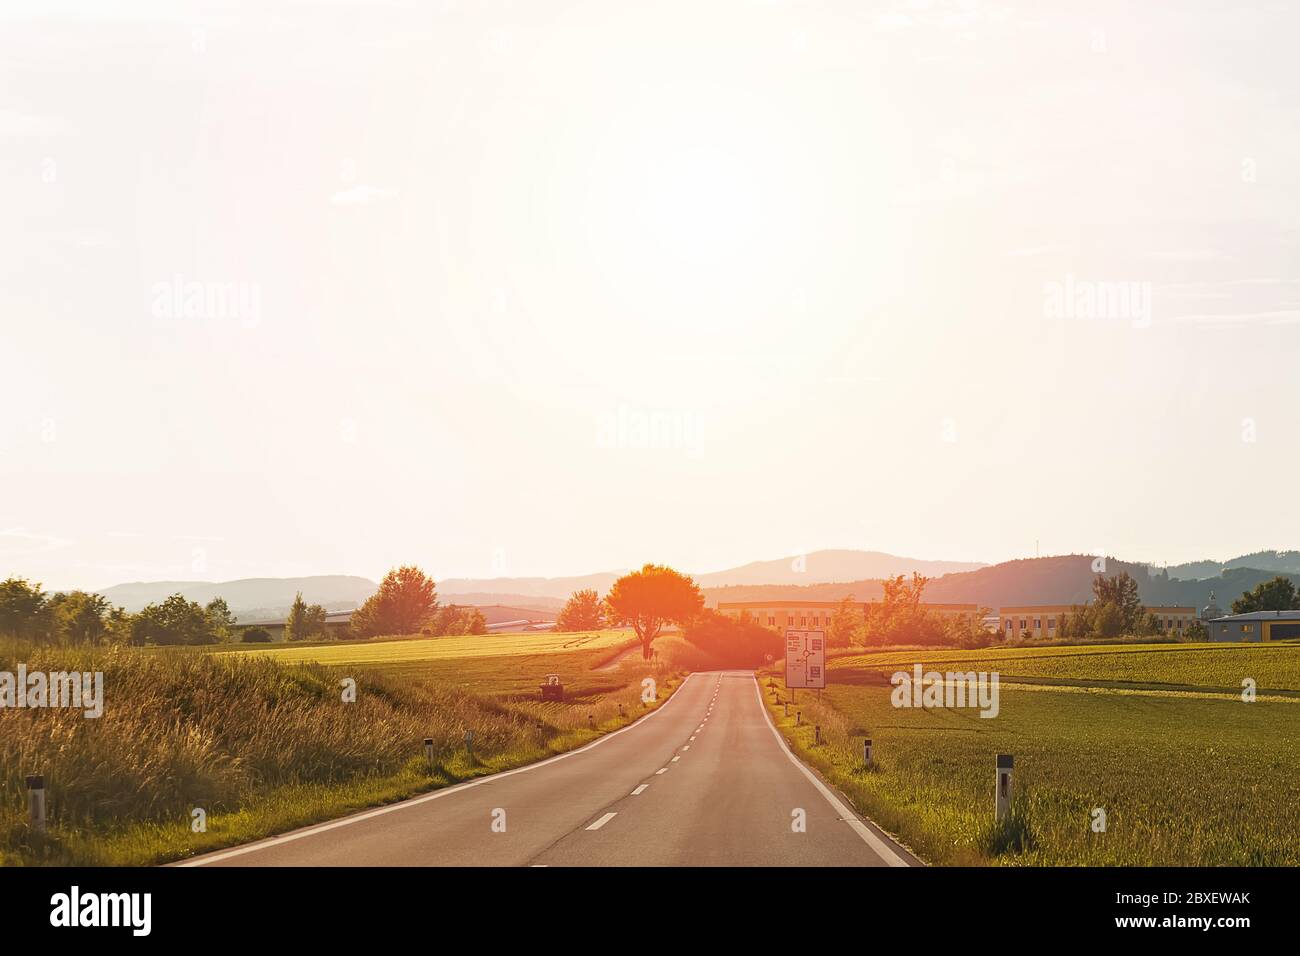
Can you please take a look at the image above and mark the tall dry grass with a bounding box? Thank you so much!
[0,639,683,863]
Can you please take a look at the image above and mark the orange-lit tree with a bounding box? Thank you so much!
[605,564,704,661]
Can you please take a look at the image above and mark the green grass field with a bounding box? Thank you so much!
[833,641,1300,694]
[763,641,1300,865]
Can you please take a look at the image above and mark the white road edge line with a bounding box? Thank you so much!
[750,676,911,868]
[631,784,648,795]
[586,812,617,831]
[178,672,700,866]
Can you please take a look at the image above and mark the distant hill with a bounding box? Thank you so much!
[1165,551,1300,580]
[95,576,377,619]
[704,554,1300,613]
[1144,566,1300,610]
[442,550,985,601]
[693,550,984,588]
[923,556,1154,607]
[91,551,1300,623]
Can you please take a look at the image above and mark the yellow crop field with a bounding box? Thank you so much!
[218,628,634,667]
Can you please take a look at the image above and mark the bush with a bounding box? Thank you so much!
[241,628,272,643]
[684,610,782,668]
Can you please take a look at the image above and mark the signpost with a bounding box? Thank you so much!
[784,629,826,691]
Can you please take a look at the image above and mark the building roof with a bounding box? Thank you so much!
[238,609,353,629]
[716,600,978,611]
[999,604,1195,615]
[1209,610,1300,622]
[999,605,1077,614]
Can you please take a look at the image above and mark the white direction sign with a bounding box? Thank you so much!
[784,629,826,689]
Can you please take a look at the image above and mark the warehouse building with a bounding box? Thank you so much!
[1205,610,1300,642]
[717,600,980,630]
[999,604,1197,640]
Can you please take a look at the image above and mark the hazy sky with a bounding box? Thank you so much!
[3,0,1299,590]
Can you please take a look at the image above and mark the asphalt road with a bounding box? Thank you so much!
[181,670,916,867]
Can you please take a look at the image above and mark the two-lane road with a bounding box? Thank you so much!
[181,671,916,867]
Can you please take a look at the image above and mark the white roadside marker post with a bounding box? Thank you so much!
[995,754,1014,823]
[783,701,789,718]
[26,775,45,833]
[796,711,802,727]
[465,730,474,757]
[423,737,434,770]
[814,725,821,745]
[863,738,873,767]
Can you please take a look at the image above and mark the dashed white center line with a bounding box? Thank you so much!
[689,736,696,741]
[682,745,690,751]
[586,812,617,831]
[631,784,648,795]
[672,755,681,762]
[655,767,668,774]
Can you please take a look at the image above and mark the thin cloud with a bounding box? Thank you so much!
[330,184,398,206]
[0,109,69,136]
[0,527,73,555]
[1169,309,1300,326]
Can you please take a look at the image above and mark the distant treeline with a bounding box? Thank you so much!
[0,568,487,646]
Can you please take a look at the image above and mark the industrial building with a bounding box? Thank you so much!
[237,609,355,641]
[717,600,980,630]
[999,604,1198,640]
[1205,610,1300,642]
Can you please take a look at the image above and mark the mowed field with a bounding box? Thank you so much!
[216,629,647,705]
[763,641,1300,866]
[219,628,633,667]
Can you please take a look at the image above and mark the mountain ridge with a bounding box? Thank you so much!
[83,550,1300,622]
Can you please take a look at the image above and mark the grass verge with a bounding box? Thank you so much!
[2,635,701,866]
[758,640,1300,865]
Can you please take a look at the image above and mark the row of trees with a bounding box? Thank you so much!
[0,577,244,645]
[1057,572,1209,639]
[0,566,496,646]
[24,561,1273,652]
[1232,575,1300,613]
[348,566,485,638]
[822,574,993,648]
